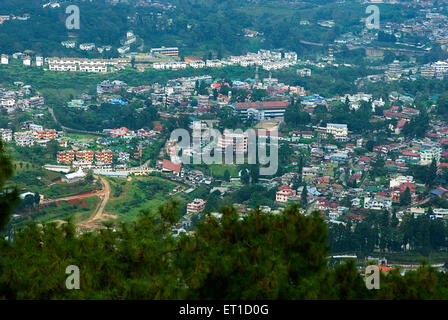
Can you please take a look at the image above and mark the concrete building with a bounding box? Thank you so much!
[420,146,442,165]
[186,198,207,215]
[217,130,249,154]
[1,54,8,65]
[14,131,35,146]
[235,101,289,120]
[0,128,12,142]
[326,123,348,141]
[62,168,86,183]
[150,46,179,57]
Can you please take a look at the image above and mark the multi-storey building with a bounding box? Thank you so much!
[57,151,76,164]
[95,150,113,163]
[1,54,8,65]
[326,123,348,141]
[420,146,442,165]
[186,198,207,215]
[14,131,35,147]
[75,151,95,163]
[235,101,289,120]
[0,128,12,142]
[217,130,249,154]
[33,129,56,140]
[276,185,297,203]
[46,57,126,73]
[150,46,179,57]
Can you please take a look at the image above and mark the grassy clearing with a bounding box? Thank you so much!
[12,196,100,227]
[105,176,181,223]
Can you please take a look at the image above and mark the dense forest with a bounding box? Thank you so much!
[0,0,423,57]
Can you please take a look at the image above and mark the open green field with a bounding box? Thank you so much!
[105,176,184,223]
[65,133,99,142]
[208,164,239,178]
[384,251,448,265]
[11,195,100,227]
[7,165,100,199]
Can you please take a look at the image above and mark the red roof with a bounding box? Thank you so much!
[397,119,407,128]
[162,159,181,173]
[254,129,284,137]
[378,266,393,272]
[402,150,419,157]
[184,57,203,62]
[344,213,366,221]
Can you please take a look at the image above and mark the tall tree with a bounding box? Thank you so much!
[400,187,412,206]
[0,140,20,231]
[301,183,308,207]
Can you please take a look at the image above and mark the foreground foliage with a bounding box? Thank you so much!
[0,202,447,300]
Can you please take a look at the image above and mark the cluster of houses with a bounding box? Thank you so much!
[0,85,44,113]
[1,47,300,74]
[0,126,57,147]
[153,49,298,71]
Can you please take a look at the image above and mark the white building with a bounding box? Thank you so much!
[62,168,86,183]
[1,54,8,65]
[432,208,448,219]
[326,123,348,141]
[284,51,298,61]
[390,175,414,188]
[206,60,223,68]
[188,60,205,68]
[14,131,35,147]
[36,56,43,67]
[433,61,448,75]
[117,45,130,55]
[23,56,31,66]
[364,196,392,210]
[217,130,249,154]
[420,147,442,165]
[46,57,112,73]
[79,43,95,51]
[0,98,15,108]
[0,128,13,142]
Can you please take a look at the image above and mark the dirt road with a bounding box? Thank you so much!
[77,176,112,229]
[41,189,105,205]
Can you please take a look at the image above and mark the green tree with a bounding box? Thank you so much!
[301,184,308,207]
[240,168,250,185]
[426,158,438,187]
[223,169,230,182]
[400,187,412,206]
[0,140,20,230]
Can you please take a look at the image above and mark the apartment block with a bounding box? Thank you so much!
[0,128,12,142]
[14,131,35,147]
[186,198,207,215]
[95,150,113,163]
